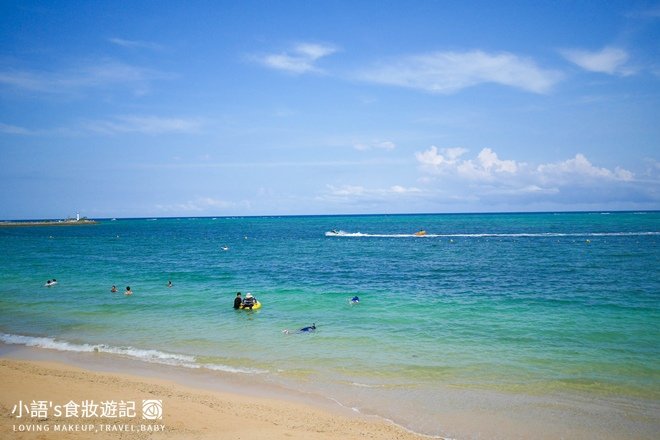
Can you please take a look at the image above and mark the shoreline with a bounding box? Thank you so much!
[3,342,659,439]
[0,348,435,440]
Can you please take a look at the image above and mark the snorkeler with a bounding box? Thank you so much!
[282,323,316,334]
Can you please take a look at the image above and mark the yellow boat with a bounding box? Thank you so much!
[414,230,427,236]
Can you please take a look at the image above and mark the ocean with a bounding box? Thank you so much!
[1,212,658,438]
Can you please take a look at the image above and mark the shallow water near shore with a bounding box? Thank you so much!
[1,212,659,438]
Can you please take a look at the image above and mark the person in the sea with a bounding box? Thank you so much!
[350,296,360,304]
[167,280,173,288]
[125,286,133,296]
[45,280,52,286]
[283,323,316,334]
[111,285,117,293]
[299,323,316,332]
[242,292,256,309]
[233,292,242,309]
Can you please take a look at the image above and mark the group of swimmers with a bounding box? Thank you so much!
[110,285,132,295]
[44,279,58,287]
[109,280,173,296]
[233,292,257,309]
[233,291,316,334]
[234,292,360,335]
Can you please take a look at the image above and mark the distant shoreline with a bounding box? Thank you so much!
[0,219,98,227]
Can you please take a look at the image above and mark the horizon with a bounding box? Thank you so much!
[1,1,659,218]
[3,209,659,222]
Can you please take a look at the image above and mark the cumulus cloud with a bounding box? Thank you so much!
[413,146,648,207]
[560,46,634,76]
[416,146,633,183]
[537,154,634,182]
[359,50,563,94]
[258,43,338,74]
[415,146,467,168]
[416,146,518,180]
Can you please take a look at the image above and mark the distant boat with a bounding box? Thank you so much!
[414,230,427,236]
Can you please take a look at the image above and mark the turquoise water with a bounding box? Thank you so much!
[1,212,659,437]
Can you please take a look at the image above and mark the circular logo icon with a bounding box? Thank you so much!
[142,399,163,420]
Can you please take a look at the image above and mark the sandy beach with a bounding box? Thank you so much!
[1,358,428,440]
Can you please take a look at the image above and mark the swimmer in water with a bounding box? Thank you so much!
[125,286,133,296]
[167,280,173,288]
[282,323,316,335]
[111,285,117,293]
[350,296,360,304]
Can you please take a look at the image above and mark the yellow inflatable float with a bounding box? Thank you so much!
[239,300,261,310]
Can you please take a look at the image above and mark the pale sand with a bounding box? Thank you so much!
[1,359,428,440]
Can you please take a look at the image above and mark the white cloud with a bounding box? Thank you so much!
[324,184,421,200]
[415,146,467,168]
[155,197,249,213]
[108,37,163,51]
[0,60,170,94]
[413,146,645,207]
[258,43,338,74]
[359,50,563,94]
[0,122,31,135]
[416,146,518,180]
[85,115,202,135]
[417,147,633,184]
[560,46,634,76]
[354,140,396,151]
[537,154,634,182]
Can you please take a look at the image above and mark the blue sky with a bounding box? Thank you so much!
[1,0,659,219]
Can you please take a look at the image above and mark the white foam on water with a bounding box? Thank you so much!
[0,333,265,375]
[325,231,659,238]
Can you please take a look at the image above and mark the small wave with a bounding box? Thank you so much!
[326,396,450,439]
[0,333,265,375]
[349,382,388,388]
[325,231,659,238]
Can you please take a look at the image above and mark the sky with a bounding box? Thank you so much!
[1,0,659,219]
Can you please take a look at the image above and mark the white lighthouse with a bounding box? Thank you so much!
[76,212,80,221]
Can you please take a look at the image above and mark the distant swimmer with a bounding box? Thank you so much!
[350,296,360,304]
[111,285,117,293]
[45,279,56,287]
[167,280,173,288]
[221,245,229,251]
[125,286,133,296]
[283,323,316,335]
